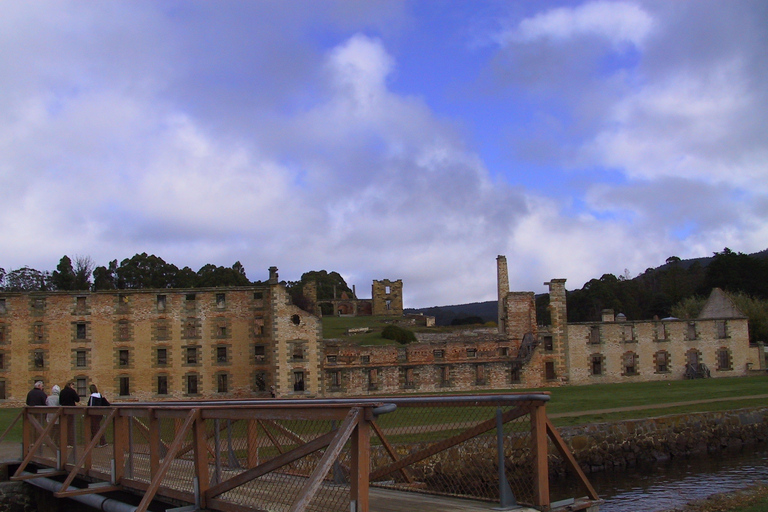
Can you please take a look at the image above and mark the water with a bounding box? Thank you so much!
[552,446,768,511]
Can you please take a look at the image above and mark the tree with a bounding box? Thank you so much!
[93,260,118,290]
[51,256,76,290]
[116,253,179,289]
[5,266,50,291]
[292,270,352,300]
[0,267,5,290]
[196,262,251,287]
[174,266,199,288]
[73,255,94,290]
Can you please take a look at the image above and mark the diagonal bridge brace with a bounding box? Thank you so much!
[370,405,529,482]
[206,407,362,511]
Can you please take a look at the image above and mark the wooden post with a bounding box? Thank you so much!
[59,410,69,469]
[149,410,160,478]
[247,420,259,468]
[193,411,210,509]
[22,409,31,460]
[83,410,92,471]
[350,412,370,512]
[113,411,127,484]
[530,403,549,510]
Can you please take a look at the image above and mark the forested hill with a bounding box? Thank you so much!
[405,301,498,327]
[408,248,768,327]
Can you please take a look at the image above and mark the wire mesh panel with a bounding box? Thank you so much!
[368,398,541,506]
[209,415,354,512]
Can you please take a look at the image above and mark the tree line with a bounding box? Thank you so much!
[0,253,253,291]
[536,248,768,343]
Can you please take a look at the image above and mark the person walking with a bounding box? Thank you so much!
[45,385,61,445]
[86,384,110,447]
[59,381,80,446]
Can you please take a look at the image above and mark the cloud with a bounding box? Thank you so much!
[498,1,653,49]
[1,1,766,309]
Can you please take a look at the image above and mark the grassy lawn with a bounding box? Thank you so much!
[539,375,768,415]
[322,315,410,344]
[0,408,24,443]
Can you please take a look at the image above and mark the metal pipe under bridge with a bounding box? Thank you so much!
[2,393,601,512]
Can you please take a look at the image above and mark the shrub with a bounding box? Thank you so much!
[381,325,417,344]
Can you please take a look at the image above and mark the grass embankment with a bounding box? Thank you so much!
[666,484,768,512]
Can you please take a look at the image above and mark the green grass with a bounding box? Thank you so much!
[539,375,768,416]
[321,315,487,344]
[0,408,24,443]
[321,315,409,345]
[739,499,768,512]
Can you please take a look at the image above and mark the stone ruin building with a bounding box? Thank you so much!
[302,279,403,317]
[320,256,761,395]
[0,258,762,405]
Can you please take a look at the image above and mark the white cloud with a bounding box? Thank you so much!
[499,1,654,49]
[588,59,767,190]
[1,2,766,310]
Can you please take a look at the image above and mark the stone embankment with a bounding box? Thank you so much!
[553,407,768,475]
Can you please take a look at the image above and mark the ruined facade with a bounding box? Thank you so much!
[308,279,403,318]
[317,257,760,396]
[0,267,321,404]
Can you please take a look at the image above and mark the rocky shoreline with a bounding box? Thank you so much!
[554,407,768,475]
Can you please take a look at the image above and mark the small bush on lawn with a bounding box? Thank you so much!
[382,325,417,344]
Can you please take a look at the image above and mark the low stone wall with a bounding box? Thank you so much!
[553,407,768,475]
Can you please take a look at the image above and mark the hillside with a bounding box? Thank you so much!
[405,301,497,327]
[407,247,768,327]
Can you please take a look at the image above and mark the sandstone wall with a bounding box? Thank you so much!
[567,317,752,385]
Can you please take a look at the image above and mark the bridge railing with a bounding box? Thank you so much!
[10,394,599,512]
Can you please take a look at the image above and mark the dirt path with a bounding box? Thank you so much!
[0,441,21,463]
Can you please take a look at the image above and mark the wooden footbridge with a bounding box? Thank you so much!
[2,394,600,512]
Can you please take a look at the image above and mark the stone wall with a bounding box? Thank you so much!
[322,331,520,395]
[554,407,768,475]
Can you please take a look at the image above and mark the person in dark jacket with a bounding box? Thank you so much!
[86,384,109,446]
[25,381,48,445]
[59,381,80,446]
[26,381,47,406]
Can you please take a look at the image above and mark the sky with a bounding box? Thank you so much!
[1,1,766,308]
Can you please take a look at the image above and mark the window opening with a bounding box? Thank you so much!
[217,373,228,393]
[591,355,603,375]
[157,376,168,395]
[187,374,198,394]
[119,376,130,396]
[76,350,86,367]
[294,371,305,392]
[217,346,228,363]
